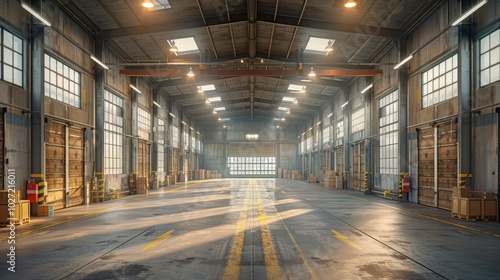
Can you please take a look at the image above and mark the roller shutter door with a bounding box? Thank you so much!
[45,122,66,210]
[335,146,344,172]
[172,148,179,175]
[418,127,435,206]
[228,143,276,177]
[229,143,275,157]
[138,140,150,179]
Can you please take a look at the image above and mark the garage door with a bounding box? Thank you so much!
[322,149,331,171]
[228,143,276,177]
[418,122,457,209]
[351,141,365,191]
[172,148,179,176]
[335,146,344,172]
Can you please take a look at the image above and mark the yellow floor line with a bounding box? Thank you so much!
[345,194,499,238]
[222,186,251,280]
[256,182,282,280]
[331,229,362,250]
[144,229,174,250]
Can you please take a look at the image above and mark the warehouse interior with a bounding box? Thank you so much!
[1,0,500,278]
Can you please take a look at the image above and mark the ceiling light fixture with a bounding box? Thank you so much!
[393,54,413,69]
[130,84,141,93]
[300,86,306,93]
[308,67,316,77]
[327,113,333,118]
[341,101,349,108]
[345,0,356,8]
[187,67,195,77]
[452,0,488,26]
[170,45,178,52]
[142,0,154,8]
[169,112,176,118]
[324,40,334,52]
[153,101,161,108]
[281,117,285,121]
[21,2,52,26]
[197,86,204,93]
[361,84,373,93]
[205,100,211,104]
[90,55,109,69]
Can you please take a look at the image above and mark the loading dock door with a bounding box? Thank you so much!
[0,112,3,190]
[46,123,85,210]
[228,143,276,177]
[68,127,84,207]
[418,122,457,209]
[138,140,150,179]
[173,148,179,176]
[335,146,344,188]
[45,122,66,209]
[351,142,365,191]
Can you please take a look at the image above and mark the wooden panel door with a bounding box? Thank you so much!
[418,127,435,207]
[437,122,457,210]
[45,123,66,210]
[0,112,4,190]
[68,127,84,207]
[351,142,365,191]
[138,140,150,179]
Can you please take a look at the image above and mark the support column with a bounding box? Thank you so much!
[364,79,372,194]
[398,39,409,201]
[94,38,105,186]
[458,19,472,188]
[130,77,139,186]
[342,89,350,189]
[30,11,46,202]
[151,88,159,188]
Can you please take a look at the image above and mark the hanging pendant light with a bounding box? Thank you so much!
[187,67,195,77]
[345,0,356,8]
[142,0,154,8]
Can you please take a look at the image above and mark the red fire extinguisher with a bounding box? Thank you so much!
[27,179,38,203]
[402,175,411,192]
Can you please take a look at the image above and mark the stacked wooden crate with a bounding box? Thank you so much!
[323,171,339,188]
[0,191,30,225]
[307,174,317,183]
[291,170,301,180]
[136,177,149,194]
[283,170,291,179]
[194,169,205,180]
[210,170,222,179]
[452,187,498,221]
[277,168,282,179]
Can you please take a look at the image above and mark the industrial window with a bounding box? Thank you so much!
[191,136,196,153]
[228,157,276,176]
[306,136,312,152]
[183,130,189,150]
[480,29,500,87]
[335,119,344,146]
[158,118,165,172]
[104,90,124,175]
[301,135,306,154]
[351,108,365,133]
[137,107,151,139]
[379,90,399,175]
[322,126,330,145]
[44,54,81,107]
[197,139,201,153]
[421,54,458,108]
[172,125,179,148]
[1,29,23,87]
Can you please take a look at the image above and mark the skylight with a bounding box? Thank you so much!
[170,37,199,55]
[246,134,259,140]
[288,84,303,91]
[199,84,216,91]
[278,107,290,111]
[222,118,230,121]
[282,97,296,102]
[214,107,225,112]
[305,37,335,54]
[207,96,221,102]
[148,0,171,10]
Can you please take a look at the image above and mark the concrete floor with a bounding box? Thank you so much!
[1,178,499,280]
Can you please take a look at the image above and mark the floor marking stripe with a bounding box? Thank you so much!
[332,229,362,250]
[274,186,319,280]
[144,230,174,250]
[256,181,282,280]
[222,186,250,280]
[344,194,499,238]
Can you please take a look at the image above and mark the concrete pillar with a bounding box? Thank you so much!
[398,39,409,201]
[94,39,105,179]
[364,79,372,194]
[151,88,159,187]
[342,89,351,188]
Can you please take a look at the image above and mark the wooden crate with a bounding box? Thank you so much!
[37,204,54,217]
[452,187,471,198]
[451,197,460,218]
[0,200,30,225]
[482,199,499,220]
[459,198,482,221]
[0,190,21,204]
